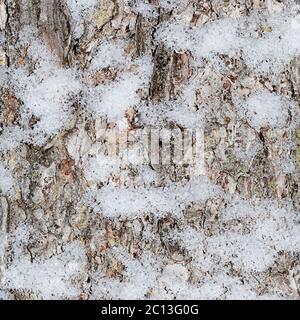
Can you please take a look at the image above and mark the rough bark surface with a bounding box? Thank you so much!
[0,0,300,300]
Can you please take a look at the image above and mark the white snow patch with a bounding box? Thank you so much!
[139,101,203,129]
[89,39,128,70]
[124,0,157,18]
[241,91,291,130]
[0,34,82,151]
[86,177,222,218]
[66,0,99,38]
[0,162,15,196]
[4,241,86,299]
[90,248,162,299]
[87,56,153,121]
[156,8,300,73]
[207,233,277,272]
[83,155,119,183]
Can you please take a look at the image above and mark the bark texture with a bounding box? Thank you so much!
[0,0,300,300]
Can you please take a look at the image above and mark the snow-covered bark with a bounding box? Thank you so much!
[0,0,299,300]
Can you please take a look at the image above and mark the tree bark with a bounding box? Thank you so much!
[0,0,299,300]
